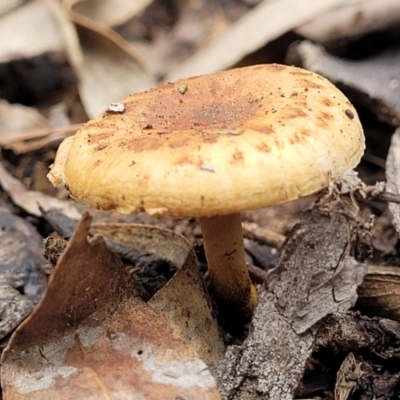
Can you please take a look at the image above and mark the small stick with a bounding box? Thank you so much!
[377,191,400,204]
[0,124,82,146]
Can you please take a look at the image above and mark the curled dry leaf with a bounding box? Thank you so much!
[0,0,82,76]
[334,353,362,400]
[296,0,400,43]
[357,265,400,322]
[287,40,400,127]
[1,213,220,400]
[0,162,80,219]
[91,222,225,365]
[333,350,400,400]
[65,0,156,117]
[0,0,156,117]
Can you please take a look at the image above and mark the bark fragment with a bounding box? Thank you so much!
[212,198,367,399]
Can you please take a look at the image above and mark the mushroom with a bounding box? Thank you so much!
[48,64,365,321]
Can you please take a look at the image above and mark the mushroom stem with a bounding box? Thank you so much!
[200,213,257,318]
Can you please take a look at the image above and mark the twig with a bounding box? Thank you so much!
[377,191,400,204]
[0,124,82,146]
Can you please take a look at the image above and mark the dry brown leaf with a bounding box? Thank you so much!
[1,213,220,400]
[149,250,226,365]
[65,0,156,117]
[91,223,225,365]
[0,0,65,62]
[0,0,156,117]
[71,0,153,27]
[0,162,81,219]
[286,40,400,127]
[296,0,400,43]
[167,0,360,81]
[357,265,400,321]
[334,353,362,400]
[0,0,82,70]
[44,0,84,71]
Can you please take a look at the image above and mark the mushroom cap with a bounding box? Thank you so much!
[48,64,365,218]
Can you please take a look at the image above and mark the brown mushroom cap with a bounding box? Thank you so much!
[48,64,365,217]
